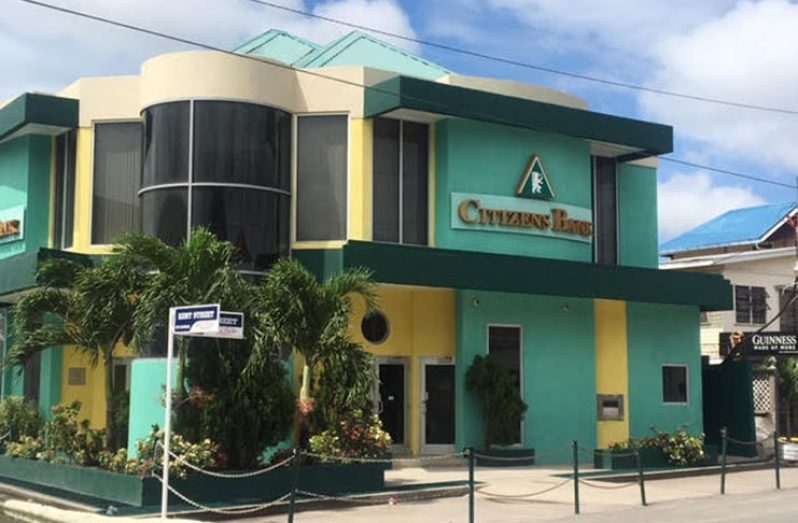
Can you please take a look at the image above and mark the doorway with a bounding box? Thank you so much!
[420,357,456,454]
[376,357,408,453]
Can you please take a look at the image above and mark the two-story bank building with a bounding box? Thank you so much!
[0,29,731,460]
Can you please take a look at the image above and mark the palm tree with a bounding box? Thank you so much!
[112,228,245,397]
[250,259,378,417]
[6,257,143,448]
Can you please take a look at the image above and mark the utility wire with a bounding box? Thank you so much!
[242,0,798,116]
[13,0,797,190]
[661,158,797,189]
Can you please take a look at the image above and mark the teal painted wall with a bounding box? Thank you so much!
[0,135,51,260]
[435,119,593,262]
[38,346,62,417]
[618,163,658,268]
[455,290,596,463]
[128,358,176,457]
[626,302,703,438]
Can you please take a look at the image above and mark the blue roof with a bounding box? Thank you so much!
[237,29,449,80]
[660,202,796,255]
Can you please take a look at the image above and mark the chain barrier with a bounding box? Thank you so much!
[727,434,774,446]
[476,478,573,498]
[0,431,11,443]
[156,441,294,479]
[578,478,638,490]
[153,473,291,515]
[473,444,572,463]
[300,451,465,464]
[578,446,639,459]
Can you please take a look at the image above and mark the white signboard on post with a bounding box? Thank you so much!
[161,303,243,519]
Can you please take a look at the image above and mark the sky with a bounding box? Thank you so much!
[1,0,796,244]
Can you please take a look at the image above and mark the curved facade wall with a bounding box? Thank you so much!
[141,100,291,270]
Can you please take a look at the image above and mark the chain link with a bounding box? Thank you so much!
[476,478,572,498]
[157,441,293,478]
[0,431,11,443]
[580,447,639,458]
[152,473,290,515]
[578,478,638,490]
[473,444,572,463]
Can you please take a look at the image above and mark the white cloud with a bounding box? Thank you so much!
[658,172,765,242]
[0,0,417,100]
[641,0,798,171]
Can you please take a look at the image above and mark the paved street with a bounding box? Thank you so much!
[237,466,798,523]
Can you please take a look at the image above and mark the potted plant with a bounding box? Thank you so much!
[465,355,530,466]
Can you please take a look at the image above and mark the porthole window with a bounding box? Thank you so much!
[361,311,389,344]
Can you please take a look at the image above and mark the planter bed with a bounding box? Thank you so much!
[0,455,384,507]
[593,446,719,470]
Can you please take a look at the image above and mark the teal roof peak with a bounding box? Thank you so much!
[236,28,450,80]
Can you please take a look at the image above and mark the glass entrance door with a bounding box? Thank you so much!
[422,360,455,453]
[378,363,406,447]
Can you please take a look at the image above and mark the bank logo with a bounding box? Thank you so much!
[516,155,555,201]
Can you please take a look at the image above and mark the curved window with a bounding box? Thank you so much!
[140,100,291,268]
[193,101,291,190]
[142,102,190,187]
[141,189,187,247]
[192,187,289,271]
[361,312,390,344]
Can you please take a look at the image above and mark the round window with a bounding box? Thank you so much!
[361,311,390,344]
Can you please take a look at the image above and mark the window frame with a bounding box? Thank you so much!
[371,117,430,246]
[485,323,524,445]
[661,364,689,405]
[591,156,619,265]
[293,112,350,244]
[734,285,768,325]
[89,118,143,247]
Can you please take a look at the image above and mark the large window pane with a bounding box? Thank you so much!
[781,287,798,332]
[297,115,347,241]
[141,188,187,247]
[142,102,189,187]
[662,365,688,403]
[193,101,291,189]
[593,157,617,265]
[192,187,289,271]
[53,131,76,249]
[402,121,428,245]
[372,118,399,242]
[92,122,142,244]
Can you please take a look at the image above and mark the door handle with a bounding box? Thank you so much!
[377,400,384,414]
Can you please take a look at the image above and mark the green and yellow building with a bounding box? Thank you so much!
[0,29,731,459]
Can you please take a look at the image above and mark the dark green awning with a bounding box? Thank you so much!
[0,93,78,144]
[364,76,672,160]
[295,241,731,311]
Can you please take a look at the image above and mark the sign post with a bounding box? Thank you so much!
[160,304,243,519]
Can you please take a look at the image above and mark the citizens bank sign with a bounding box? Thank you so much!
[451,155,593,243]
[0,206,24,245]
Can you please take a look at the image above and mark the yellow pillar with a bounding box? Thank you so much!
[348,118,373,241]
[595,299,630,448]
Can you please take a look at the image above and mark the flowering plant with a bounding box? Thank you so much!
[130,426,221,479]
[309,409,391,461]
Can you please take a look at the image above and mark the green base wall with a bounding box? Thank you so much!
[455,290,596,463]
[627,302,703,438]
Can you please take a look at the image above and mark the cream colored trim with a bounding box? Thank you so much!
[291,240,347,250]
[627,156,660,168]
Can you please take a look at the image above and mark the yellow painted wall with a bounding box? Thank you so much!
[348,285,455,454]
[348,118,372,241]
[594,299,630,448]
[60,343,134,429]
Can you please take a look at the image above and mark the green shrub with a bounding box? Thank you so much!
[607,426,705,466]
[5,436,44,459]
[309,410,391,461]
[465,355,527,449]
[130,426,220,479]
[0,396,41,449]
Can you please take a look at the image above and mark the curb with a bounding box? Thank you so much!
[591,460,793,483]
[1,500,201,523]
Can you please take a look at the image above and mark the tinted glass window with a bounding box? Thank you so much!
[192,187,289,271]
[53,131,75,248]
[142,102,190,187]
[373,118,400,242]
[296,115,347,241]
[781,287,798,332]
[193,101,291,189]
[662,366,688,403]
[142,188,187,246]
[92,122,142,244]
[593,157,617,265]
[402,121,428,245]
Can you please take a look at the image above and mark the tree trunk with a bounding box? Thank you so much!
[299,363,311,401]
[104,347,117,450]
[176,338,188,398]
